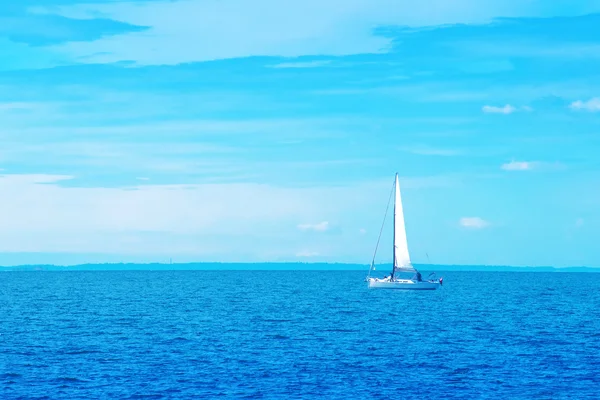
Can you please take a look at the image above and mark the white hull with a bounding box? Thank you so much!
[367,278,440,290]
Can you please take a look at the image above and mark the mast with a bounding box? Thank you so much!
[391,173,398,280]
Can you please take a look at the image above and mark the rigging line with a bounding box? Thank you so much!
[367,177,395,277]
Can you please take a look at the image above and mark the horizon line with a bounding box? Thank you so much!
[1,261,599,272]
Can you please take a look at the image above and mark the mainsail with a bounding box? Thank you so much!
[393,173,415,274]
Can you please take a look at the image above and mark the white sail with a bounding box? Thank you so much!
[365,173,442,289]
[393,173,415,272]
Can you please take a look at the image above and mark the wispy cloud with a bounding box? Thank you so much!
[482,104,533,114]
[569,97,600,112]
[501,161,539,171]
[575,218,584,227]
[0,102,52,113]
[270,60,332,69]
[459,217,489,229]
[39,0,600,66]
[296,250,320,257]
[297,221,329,232]
[0,174,390,257]
[501,161,564,171]
[0,12,148,46]
[482,104,514,114]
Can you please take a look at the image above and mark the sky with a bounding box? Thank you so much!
[1,0,599,267]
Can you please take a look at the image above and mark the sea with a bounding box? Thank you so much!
[1,270,599,399]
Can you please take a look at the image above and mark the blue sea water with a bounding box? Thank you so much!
[1,270,599,399]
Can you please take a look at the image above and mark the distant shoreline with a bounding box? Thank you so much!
[1,262,599,272]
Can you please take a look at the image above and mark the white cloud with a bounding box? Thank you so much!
[482,104,517,114]
[39,0,569,66]
[0,174,390,256]
[297,221,329,232]
[0,102,36,111]
[0,102,58,116]
[296,250,320,257]
[459,217,489,229]
[569,97,600,112]
[2,174,437,260]
[575,218,584,227]
[4,116,358,143]
[0,174,311,235]
[500,161,564,171]
[501,161,538,171]
[359,228,367,234]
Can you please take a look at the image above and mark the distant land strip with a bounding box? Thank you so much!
[1,262,599,272]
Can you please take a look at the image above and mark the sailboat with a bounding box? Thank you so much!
[366,173,443,290]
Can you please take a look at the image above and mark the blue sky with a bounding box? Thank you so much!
[1,0,599,267]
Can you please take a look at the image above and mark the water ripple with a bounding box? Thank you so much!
[1,270,599,399]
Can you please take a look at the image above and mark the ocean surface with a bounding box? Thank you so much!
[1,270,599,399]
